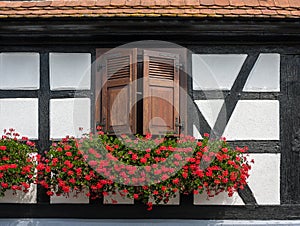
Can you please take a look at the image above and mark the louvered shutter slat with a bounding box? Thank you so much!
[143,50,180,135]
[100,49,137,134]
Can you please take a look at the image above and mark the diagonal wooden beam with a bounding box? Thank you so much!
[191,101,214,137]
[238,184,258,206]
[212,54,260,139]
[210,53,260,205]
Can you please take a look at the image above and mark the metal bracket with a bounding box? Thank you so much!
[97,63,106,72]
[175,117,184,134]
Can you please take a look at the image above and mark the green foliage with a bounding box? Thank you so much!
[0,129,37,197]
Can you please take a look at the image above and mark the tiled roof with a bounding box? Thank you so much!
[0,0,299,19]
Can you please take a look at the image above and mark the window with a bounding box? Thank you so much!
[95,48,187,135]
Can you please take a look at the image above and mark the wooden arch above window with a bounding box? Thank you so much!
[95,48,187,136]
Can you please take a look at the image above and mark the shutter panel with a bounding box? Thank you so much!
[143,50,180,135]
[101,49,137,134]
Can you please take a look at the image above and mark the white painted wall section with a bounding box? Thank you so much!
[247,153,280,205]
[192,54,247,90]
[0,52,40,90]
[50,98,91,139]
[50,53,91,90]
[243,54,280,92]
[50,189,89,204]
[194,191,244,205]
[194,99,224,129]
[223,100,280,140]
[0,98,38,139]
[0,184,37,203]
[193,125,203,139]
[104,191,134,205]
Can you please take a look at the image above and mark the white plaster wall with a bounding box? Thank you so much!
[192,54,247,90]
[0,184,37,203]
[50,98,91,139]
[50,188,89,204]
[193,125,202,139]
[104,191,134,205]
[0,52,40,90]
[194,100,224,128]
[247,153,280,205]
[194,191,244,205]
[0,98,38,139]
[243,54,280,92]
[50,53,91,90]
[223,100,280,140]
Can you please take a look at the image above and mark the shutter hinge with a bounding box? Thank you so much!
[97,63,106,72]
[175,117,184,134]
[176,63,183,70]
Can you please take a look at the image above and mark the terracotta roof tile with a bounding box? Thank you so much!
[111,0,127,6]
[140,0,157,7]
[125,0,142,6]
[291,10,300,16]
[170,0,186,6]
[244,0,260,6]
[259,0,276,7]
[200,0,215,6]
[0,0,298,19]
[215,0,230,6]
[0,2,8,7]
[69,0,85,7]
[261,8,278,15]
[51,1,66,7]
[21,1,37,8]
[229,0,245,7]
[274,0,289,7]
[276,9,291,15]
[185,0,200,6]
[80,1,98,7]
[246,9,262,15]
[95,0,111,7]
[215,8,233,15]
[289,0,300,7]
[35,1,52,7]
[184,8,200,14]
[199,8,217,15]
[5,2,23,8]
[231,8,248,15]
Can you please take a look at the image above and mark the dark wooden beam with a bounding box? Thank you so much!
[37,52,50,204]
[0,18,300,44]
[0,203,299,219]
[193,90,281,100]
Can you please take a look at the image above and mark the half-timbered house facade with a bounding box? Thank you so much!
[0,0,299,224]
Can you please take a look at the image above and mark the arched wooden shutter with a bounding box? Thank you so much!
[143,50,180,135]
[100,49,137,134]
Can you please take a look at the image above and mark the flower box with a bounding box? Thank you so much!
[37,129,253,210]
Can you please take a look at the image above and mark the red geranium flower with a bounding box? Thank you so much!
[65,152,72,157]
[133,194,139,199]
